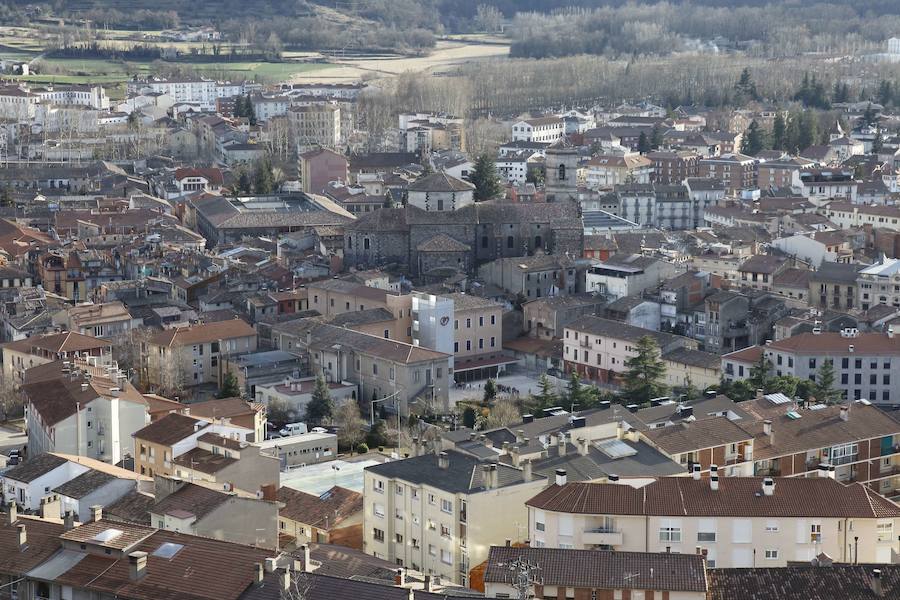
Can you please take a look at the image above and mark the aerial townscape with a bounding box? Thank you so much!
[6,1,900,599]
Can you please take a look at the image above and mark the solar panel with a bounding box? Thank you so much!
[807,404,828,411]
[153,542,185,559]
[786,411,802,420]
[764,393,792,405]
[595,438,638,459]
[92,529,123,543]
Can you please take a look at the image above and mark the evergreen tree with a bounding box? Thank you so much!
[637,131,651,153]
[470,153,502,202]
[795,111,818,152]
[784,113,801,153]
[216,372,242,398]
[483,378,497,403]
[748,352,773,391]
[306,374,334,425]
[771,112,786,150]
[233,95,245,117]
[878,79,894,108]
[462,406,477,429]
[530,373,558,411]
[862,103,879,127]
[741,120,766,156]
[874,130,884,154]
[650,123,663,150]
[0,187,11,208]
[815,359,842,405]
[833,81,850,104]
[237,169,252,194]
[566,372,597,408]
[622,336,668,404]
[734,67,760,102]
[245,94,257,126]
[252,158,275,194]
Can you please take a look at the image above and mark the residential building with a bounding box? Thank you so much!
[511,117,565,143]
[562,316,698,384]
[143,319,258,390]
[2,453,91,511]
[186,397,267,443]
[826,201,900,232]
[272,319,452,415]
[584,154,652,189]
[149,477,279,548]
[363,449,546,586]
[478,255,582,300]
[699,154,757,194]
[484,546,708,600]
[758,330,900,405]
[399,112,465,153]
[256,431,338,468]
[52,301,141,338]
[523,294,606,340]
[406,172,475,213]
[586,254,678,299]
[440,293,512,381]
[52,458,150,523]
[648,150,701,184]
[289,104,342,151]
[22,360,149,464]
[810,261,862,311]
[858,254,900,311]
[526,475,900,566]
[738,255,789,292]
[799,169,857,204]
[276,485,363,548]
[0,331,110,388]
[708,563,900,600]
[299,147,349,194]
[661,347,722,390]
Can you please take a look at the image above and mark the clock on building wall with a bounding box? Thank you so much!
[440,316,450,326]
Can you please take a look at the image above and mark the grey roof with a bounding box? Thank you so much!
[566,315,687,347]
[364,449,543,493]
[440,292,503,311]
[3,453,67,483]
[811,261,864,284]
[52,469,116,499]
[523,439,686,481]
[661,347,721,369]
[416,233,471,252]
[326,308,396,327]
[407,171,474,193]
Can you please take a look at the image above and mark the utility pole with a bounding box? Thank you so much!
[503,555,541,600]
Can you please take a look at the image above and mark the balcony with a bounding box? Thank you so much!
[583,528,623,546]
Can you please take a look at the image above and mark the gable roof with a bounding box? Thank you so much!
[148,319,256,347]
[2,453,67,483]
[133,413,206,446]
[150,483,231,520]
[276,486,362,530]
[407,172,474,193]
[708,565,900,600]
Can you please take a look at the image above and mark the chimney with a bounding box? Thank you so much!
[710,474,719,491]
[522,414,534,424]
[889,327,895,340]
[608,474,620,482]
[63,510,75,531]
[840,406,849,422]
[255,563,265,584]
[871,569,884,597]
[490,464,499,489]
[412,437,420,457]
[424,575,433,592]
[482,464,493,490]
[522,459,533,482]
[301,544,312,572]
[17,524,26,550]
[818,463,830,478]
[502,441,510,454]
[129,551,148,580]
[828,465,836,479]
[265,557,278,573]
[280,569,291,592]
[555,469,567,486]
[577,437,589,456]
[438,451,449,470]
[557,434,567,456]
[40,495,60,520]
[763,420,774,445]
[80,383,89,392]
[692,464,701,480]
[90,505,102,522]
[7,501,16,525]
[516,429,525,444]
[395,568,405,587]
[762,477,775,496]
[616,421,624,440]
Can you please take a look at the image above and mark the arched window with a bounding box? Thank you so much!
[558,164,567,181]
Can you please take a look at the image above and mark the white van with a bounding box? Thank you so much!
[279,422,308,437]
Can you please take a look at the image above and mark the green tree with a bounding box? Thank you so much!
[741,120,766,156]
[334,401,366,452]
[637,131,651,153]
[833,82,850,104]
[878,79,894,108]
[873,130,884,154]
[0,187,12,208]
[252,158,275,194]
[217,372,242,398]
[734,67,760,102]
[622,336,668,404]
[771,113,786,150]
[233,94,245,117]
[795,111,819,152]
[470,153,503,202]
[680,377,700,403]
[305,374,334,425]
[530,373,558,411]
[650,123,663,150]
[718,378,755,402]
[245,94,257,126]
[814,359,842,405]
[748,352,773,392]
[236,169,252,194]
[483,378,497,403]
[767,375,799,397]
[566,372,598,408]
[796,378,817,400]
[462,406,477,429]
[862,103,879,127]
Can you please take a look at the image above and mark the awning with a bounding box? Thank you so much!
[453,353,520,372]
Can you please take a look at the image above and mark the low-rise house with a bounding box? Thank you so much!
[254,377,356,423]
[256,431,338,468]
[185,397,267,444]
[708,563,900,599]
[53,458,150,522]
[0,331,110,388]
[586,254,678,299]
[584,154,652,188]
[661,347,722,390]
[478,255,583,300]
[523,294,607,340]
[277,485,363,548]
[484,546,708,600]
[53,301,142,338]
[527,475,900,566]
[858,254,900,311]
[441,293,512,381]
[810,261,862,311]
[149,477,279,548]
[738,255,789,292]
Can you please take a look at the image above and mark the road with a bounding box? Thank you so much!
[0,423,26,458]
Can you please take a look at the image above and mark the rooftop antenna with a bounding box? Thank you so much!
[501,555,542,600]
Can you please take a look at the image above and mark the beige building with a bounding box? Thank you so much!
[363,449,546,586]
[290,104,341,151]
[307,279,412,341]
[1,331,110,388]
[527,475,900,567]
[273,319,451,415]
[276,485,363,549]
[661,347,722,390]
[440,293,515,381]
[143,319,257,390]
[52,301,141,338]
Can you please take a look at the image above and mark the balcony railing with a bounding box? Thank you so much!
[583,528,623,546]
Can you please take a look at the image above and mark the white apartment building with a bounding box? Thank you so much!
[0,85,39,120]
[127,78,241,111]
[858,254,900,311]
[586,254,678,299]
[32,84,109,110]
[511,116,565,143]
[527,475,900,566]
[363,449,546,586]
[826,201,900,233]
[289,104,342,151]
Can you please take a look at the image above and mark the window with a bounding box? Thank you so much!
[697,519,717,542]
[842,358,849,369]
[428,544,437,556]
[441,524,451,538]
[479,316,484,327]
[878,521,893,542]
[535,521,545,532]
[373,528,384,542]
[373,363,378,375]
[659,525,681,543]
[441,549,452,565]
[441,499,453,514]
[765,549,779,560]
[373,503,385,518]
[490,315,496,325]
[428,493,436,505]
[373,479,384,493]
[809,358,816,369]
[810,523,822,543]
[765,521,780,532]
[396,484,403,496]
[395,533,403,543]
